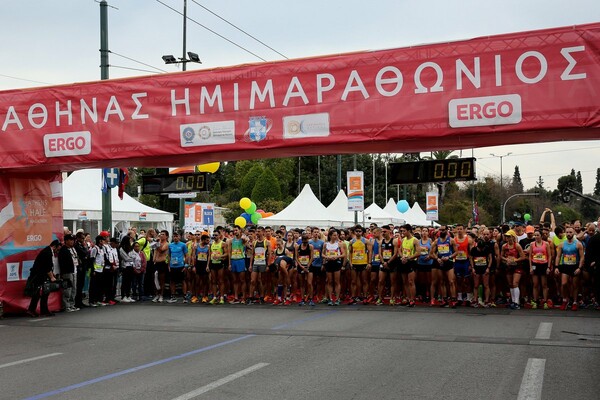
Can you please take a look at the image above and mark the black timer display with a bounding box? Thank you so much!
[389,158,476,184]
[141,173,209,194]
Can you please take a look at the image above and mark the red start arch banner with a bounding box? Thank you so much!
[1,23,599,173]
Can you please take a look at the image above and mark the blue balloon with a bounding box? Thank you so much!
[241,212,252,223]
[397,200,409,213]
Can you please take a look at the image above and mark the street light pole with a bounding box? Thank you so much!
[490,152,512,223]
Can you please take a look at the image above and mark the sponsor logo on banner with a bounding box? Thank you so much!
[139,212,147,221]
[43,131,92,158]
[180,121,235,147]
[347,171,365,212]
[244,117,272,142]
[7,262,20,282]
[426,191,439,221]
[283,113,330,139]
[22,260,33,280]
[449,94,521,128]
[78,211,88,221]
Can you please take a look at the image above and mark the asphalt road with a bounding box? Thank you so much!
[1,303,599,400]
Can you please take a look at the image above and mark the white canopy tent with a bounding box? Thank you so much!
[63,169,174,235]
[383,198,439,227]
[327,191,403,227]
[259,184,338,229]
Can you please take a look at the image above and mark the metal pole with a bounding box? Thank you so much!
[318,156,321,201]
[372,155,375,205]
[502,193,539,223]
[178,0,188,232]
[100,1,112,235]
[385,158,388,201]
[337,155,342,193]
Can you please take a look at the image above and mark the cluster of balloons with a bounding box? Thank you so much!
[396,199,410,213]
[524,213,531,222]
[196,162,220,173]
[234,197,274,228]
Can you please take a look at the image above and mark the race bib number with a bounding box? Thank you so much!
[93,263,103,272]
[352,249,366,262]
[298,255,310,266]
[563,254,577,265]
[402,248,412,257]
[374,254,380,262]
[420,248,429,256]
[533,253,547,262]
[382,249,392,259]
[474,256,487,267]
[197,253,207,261]
[326,250,338,258]
[438,244,449,254]
[254,248,266,263]
[313,250,321,259]
[456,251,467,261]
[231,249,243,259]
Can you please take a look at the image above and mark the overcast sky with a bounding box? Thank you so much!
[1,0,599,193]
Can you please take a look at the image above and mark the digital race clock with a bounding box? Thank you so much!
[389,158,476,184]
[141,173,209,194]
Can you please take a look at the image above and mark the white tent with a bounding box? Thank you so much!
[259,184,337,229]
[327,191,403,226]
[383,198,439,227]
[63,169,174,235]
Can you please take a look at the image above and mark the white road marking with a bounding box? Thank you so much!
[517,358,546,400]
[0,353,62,369]
[535,322,552,339]
[171,363,269,400]
[29,318,51,322]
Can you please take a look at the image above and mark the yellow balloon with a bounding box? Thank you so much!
[234,216,247,228]
[197,162,220,173]
[239,197,251,210]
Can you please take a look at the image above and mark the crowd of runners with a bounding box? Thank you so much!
[30,207,599,317]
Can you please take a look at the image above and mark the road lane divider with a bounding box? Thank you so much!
[517,358,546,400]
[534,322,552,340]
[171,363,269,400]
[0,353,62,370]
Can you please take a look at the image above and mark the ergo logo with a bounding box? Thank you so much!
[44,131,92,158]
[449,94,521,128]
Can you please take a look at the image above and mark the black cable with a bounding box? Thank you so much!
[108,50,168,73]
[155,0,268,62]
[109,65,162,74]
[0,73,52,85]
[190,0,288,59]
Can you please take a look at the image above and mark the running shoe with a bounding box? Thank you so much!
[334,299,341,306]
[191,296,198,303]
[546,299,554,308]
[219,298,225,305]
[284,300,291,306]
[183,298,188,303]
[201,296,208,303]
[543,302,549,310]
[430,298,438,307]
[167,297,177,303]
[489,301,497,308]
[509,302,520,310]
[152,295,159,303]
[298,300,305,306]
[571,302,578,311]
[209,297,217,305]
[530,301,537,309]
[108,300,117,305]
[347,298,357,305]
[408,300,416,308]
[450,300,457,309]
[320,297,329,304]
[560,301,568,311]
[328,300,334,306]
[309,300,315,306]
[389,298,396,306]
[376,298,383,306]
[273,298,281,305]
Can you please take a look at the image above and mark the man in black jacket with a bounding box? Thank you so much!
[584,226,600,309]
[74,232,90,308]
[58,234,78,312]
[27,240,60,317]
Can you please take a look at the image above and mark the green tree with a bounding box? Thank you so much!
[557,173,577,194]
[511,165,524,193]
[576,171,583,193]
[240,164,264,197]
[252,169,282,203]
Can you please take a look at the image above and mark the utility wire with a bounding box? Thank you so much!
[155,0,268,62]
[0,73,52,85]
[109,65,163,74]
[108,50,168,73]
[190,0,288,59]
[477,146,600,160]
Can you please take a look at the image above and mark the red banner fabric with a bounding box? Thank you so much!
[1,23,599,173]
[0,173,63,314]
